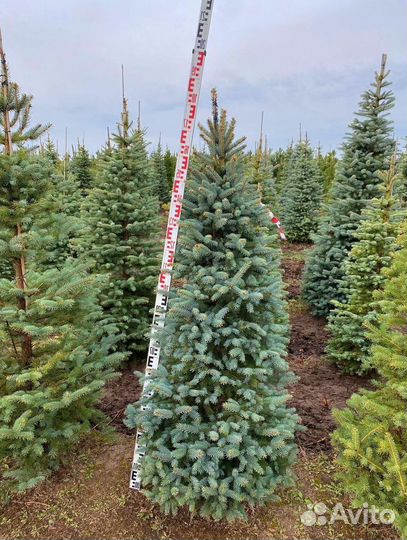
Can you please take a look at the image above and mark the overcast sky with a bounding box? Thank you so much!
[2,0,406,155]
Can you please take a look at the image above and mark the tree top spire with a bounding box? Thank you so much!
[0,28,50,152]
[210,87,218,130]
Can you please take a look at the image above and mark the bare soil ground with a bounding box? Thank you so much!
[0,435,396,540]
[100,362,143,435]
[0,432,398,540]
[0,243,395,540]
[281,243,373,453]
[100,243,374,451]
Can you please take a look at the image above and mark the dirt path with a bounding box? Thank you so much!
[100,362,143,435]
[0,243,395,540]
[281,243,372,453]
[100,243,373,451]
[0,434,396,540]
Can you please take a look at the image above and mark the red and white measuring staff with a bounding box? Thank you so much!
[129,0,286,491]
[271,213,286,240]
[129,0,216,491]
[260,202,286,240]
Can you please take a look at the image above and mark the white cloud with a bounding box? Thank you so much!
[1,0,405,153]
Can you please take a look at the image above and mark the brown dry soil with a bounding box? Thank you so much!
[100,362,143,434]
[281,243,373,453]
[100,243,373,452]
[0,243,397,540]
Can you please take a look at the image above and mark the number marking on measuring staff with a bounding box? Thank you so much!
[129,0,215,491]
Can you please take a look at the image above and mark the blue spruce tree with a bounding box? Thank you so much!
[164,148,177,193]
[303,55,395,316]
[270,146,293,207]
[327,155,402,374]
[152,140,170,205]
[81,96,160,356]
[126,91,299,520]
[280,140,323,243]
[70,143,93,195]
[39,140,84,269]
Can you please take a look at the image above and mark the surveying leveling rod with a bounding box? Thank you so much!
[129,0,215,490]
[129,0,288,492]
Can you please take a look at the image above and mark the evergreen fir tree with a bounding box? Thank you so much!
[42,136,59,166]
[164,148,177,192]
[81,96,160,357]
[303,55,395,316]
[0,38,50,151]
[395,147,407,206]
[270,145,293,205]
[92,129,115,188]
[280,140,323,242]
[327,155,402,374]
[316,147,337,201]
[0,153,121,488]
[41,169,83,268]
[36,138,84,268]
[70,143,93,195]
[152,140,170,205]
[0,34,122,492]
[247,138,276,207]
[332,222,407,538]
[0,30,48,312]
[125,91,299,520]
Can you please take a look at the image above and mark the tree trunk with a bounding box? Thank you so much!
[14,224,32,364]
[1,29,32,365]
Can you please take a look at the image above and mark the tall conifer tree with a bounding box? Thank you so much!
[316,147,337,201]
[333,222,407,538]
[126,91,299,520]
[280,140,323,242]
[303,56,395,316]
[270,145,293,206]
[327,155,402,374]
[164,148,177,192]
[0,32,121,491]
[70,143,93,195]
[0,29,49,352]
[247,137,276,207]
[152,140,170,204]
[82,95,160,356]
[395,148,407,206]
